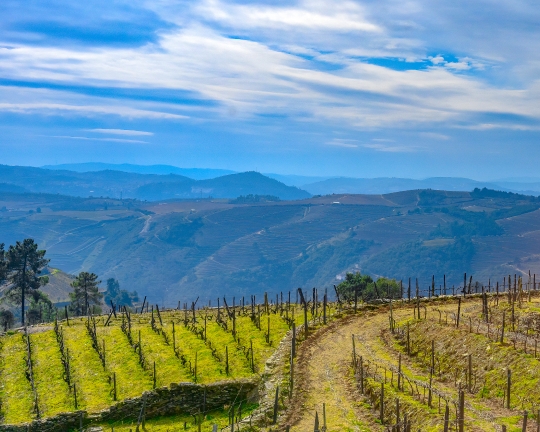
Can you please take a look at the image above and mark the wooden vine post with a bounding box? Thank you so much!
[289,350,294,396]
[395,398,400,432]
[406,322,410,356]
[380,382,384,425]
[292,322,296,358]
[501,311,506,344]
[298,288,309,338]
[456,298,461,328]
[389,300,394,333]
[153,361,157,389]
[250,340,255,372]
[113,371,117,401]
[273,385,279,424]
[397,353,402,391]
[226,346,229,375]
[359,356,364,394]
[351,334,356,368]
[468,354,472,393]
[507,368,511,409]
[323,289,327,325]
[443,404,449,432]
[458,389,465,432]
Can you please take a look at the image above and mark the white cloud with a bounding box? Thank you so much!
[362,143,418,152]
[193,0,381,32]
[326,139,358,148]
[420,132,450,140]
[0,102,188,119]
[0,0,540,133]
[49,135,149,144]
[86,129,154,136]
[430,55,446,65]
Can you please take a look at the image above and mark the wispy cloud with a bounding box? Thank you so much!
[86,128,154,136]
[1,0,540,176]
[49,135,149,143]
[420,132,450,140]
[0,102,188,119]
[362,143,418,153]
[326,139,358,148]
[196,0,381,32]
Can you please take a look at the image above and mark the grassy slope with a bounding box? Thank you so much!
[31,331,72,417]
[0,333,34,423]
[97,325,153,399]
[62,322,112,411]
[0,308,291,425]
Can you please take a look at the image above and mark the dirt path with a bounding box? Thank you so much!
[279,300,526,431]
[281,315,382,431]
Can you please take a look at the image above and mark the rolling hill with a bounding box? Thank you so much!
[2,188,540,307]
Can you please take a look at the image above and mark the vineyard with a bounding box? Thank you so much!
[3,279,540,431]
[0,295,322,431]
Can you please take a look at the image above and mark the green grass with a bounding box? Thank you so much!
[0,333,34,423]
[62,321,112,411]
[161,319,228,383]
[0,308,293,425]
[96,404,258,432]
[97,325,153,399]
[135,324,192,386]
[31,330,72,417]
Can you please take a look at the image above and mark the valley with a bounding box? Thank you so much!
[1,188,540,306]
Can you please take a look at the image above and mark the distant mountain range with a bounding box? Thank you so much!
[300,176,540,196]
[42,163,235,180]
[41,163,540,196]
[0,165,310,201]
[300,177,496,195]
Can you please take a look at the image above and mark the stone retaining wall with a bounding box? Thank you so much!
[0,379,258,432]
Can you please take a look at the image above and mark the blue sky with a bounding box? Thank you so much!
[1,0,539,179]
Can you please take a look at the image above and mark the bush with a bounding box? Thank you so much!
[0,309,15,331]
[336,272,401,302]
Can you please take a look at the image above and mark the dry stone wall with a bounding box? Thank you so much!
[0,379,258,432]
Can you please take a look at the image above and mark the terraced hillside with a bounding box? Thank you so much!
[2,188,540,304]
[0,303,296,428]
[283,289,540,431]
[4,279,540,431]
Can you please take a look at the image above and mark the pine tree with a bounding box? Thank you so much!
[5,239,49,326]
[104,278,138,307]
[0,309,14,331]
[70,272,102,316]
[0,243,7,283]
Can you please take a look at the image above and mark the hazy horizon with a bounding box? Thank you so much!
[32,162,540,185]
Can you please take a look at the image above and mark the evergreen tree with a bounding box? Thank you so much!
[104,278,120,303]
[4,239,49,326]
[104,278,138,307]
[28,290,53,324]
[0,243,7,285]
[69,272,102,316]
[0,309,14,331]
